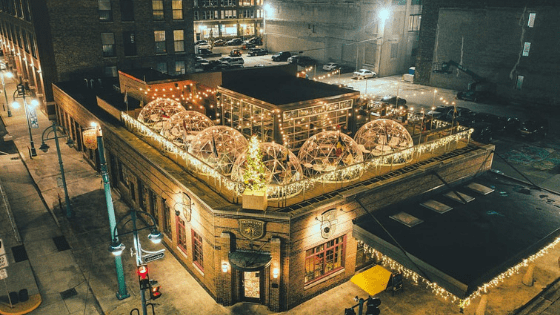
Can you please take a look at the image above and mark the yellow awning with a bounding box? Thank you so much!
[351,265,392,296]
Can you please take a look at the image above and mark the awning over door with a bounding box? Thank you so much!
[228,250,272,272]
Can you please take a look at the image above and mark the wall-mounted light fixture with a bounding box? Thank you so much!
[222,261,230,273]
[273,267,279,279]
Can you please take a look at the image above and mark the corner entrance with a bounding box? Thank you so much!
[242,271,261,302]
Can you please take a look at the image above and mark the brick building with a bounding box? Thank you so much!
[264,0,422,76]
[415,0,560,106]
[48,66,508,311]
[0,0,196,117]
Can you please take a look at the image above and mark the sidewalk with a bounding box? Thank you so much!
[0,73,560,315]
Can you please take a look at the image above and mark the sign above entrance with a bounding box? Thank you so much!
[239,219,265,240]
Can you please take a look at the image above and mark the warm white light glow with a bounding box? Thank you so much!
[378,8,390,21]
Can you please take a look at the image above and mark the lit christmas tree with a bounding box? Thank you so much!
[243,135,268,191]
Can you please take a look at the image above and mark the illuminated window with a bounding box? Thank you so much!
[153,0,164,21]
[516,75,524,90]
[192,230,204,271]
[175,61,186,74]
[408,14,421,31]
[98,0,112,21]
[174,30,184,52]
[528,13,536,28]
[101,33,115,57]
[522,42,531,56]
[172,0,183,20]
[163,200,172,238]
[154,30,166,54]
[176,218,187,254]
[305,235,346,284]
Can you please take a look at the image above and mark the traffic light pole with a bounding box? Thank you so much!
[130,211,149,315]
[98,135,130,300]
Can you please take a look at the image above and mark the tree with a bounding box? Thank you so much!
[243,135,267,191]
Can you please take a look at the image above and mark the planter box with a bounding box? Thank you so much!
[242,189,268,211]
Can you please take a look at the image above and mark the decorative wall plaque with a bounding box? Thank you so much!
[175,192,192,222]
[239,219,265,240]
[319,209,338,239]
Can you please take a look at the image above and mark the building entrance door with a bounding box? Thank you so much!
[242,271,261,302]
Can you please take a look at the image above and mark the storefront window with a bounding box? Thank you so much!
[221,95,274,142]
[305,235,345,284]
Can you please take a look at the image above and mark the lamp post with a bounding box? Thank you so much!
[109,210,164,315]
[1,66,13,117]
[39,121,74,219]
[11,84,37,156]
[96,129,130,300]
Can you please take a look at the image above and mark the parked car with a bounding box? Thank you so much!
[212,39,226,46]
[455,110,477,127]
[474,113,508,133]
[272,51,292,61]
[195,41,212,50]
[226,38,243,46]
[323,63,341,71]
[196,48,212,56]
[427,105,453,120]
[470,122,494,143]
[242,42,256,49]
[230,49,242,57]
[218,56,244,68]
[202,60,226,71]
[297,56,317,66]
[244,37,262,45]
[287,55,298,64]
[353,69,376,79]
[456,90,495,103]
[248,48,268,56]
[195,56,210,69]
[443,106,473,123]
[516,119,549,140]
[381,95,407,107]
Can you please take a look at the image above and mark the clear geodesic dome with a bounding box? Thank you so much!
[160,111,215,148]
[137,98,186,131]
[231,142,303,188]
[188,126,248,176]
[298,131,363,177]
[354,119,413,157]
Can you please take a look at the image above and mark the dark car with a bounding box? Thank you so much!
[456,90,495,103]
[248,48,268,56]
[296,56,317,66]
[455,110,477,127]
[474,113,508,133]
[212,39,226,46]
[272,51,292,61]
[381,95,407,107]
[226,38,243,46]
[202,60,225,71]
[195,56,209,69]
[196,48,212,56]
[229,49,242,57]
[470,122,494,143]
[427,105,453,120]
[245,37,262,45]
[443,106,472,123]
[517,119,549,140]
[241,42,256,49]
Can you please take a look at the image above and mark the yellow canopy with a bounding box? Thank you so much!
[351,265,392,296]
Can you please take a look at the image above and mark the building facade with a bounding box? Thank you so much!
[264,0,422,76]
[50,68,494,311]
[415,0,560,106]
[0,0,196,116]
[193,0,264,41]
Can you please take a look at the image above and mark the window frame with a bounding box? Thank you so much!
[172,0,183,20]
[98,0,113,22]
[152,0,164,21]
[192,229,204,271]
[176,217,188,255]
[154,30,167,54]
[163,199,172,238]
[304,235,346,284]
[101,33,116,57]
[123,31,137,56]
[173,30,185,53]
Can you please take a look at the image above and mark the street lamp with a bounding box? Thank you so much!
[0,66,13,117]
[11,84,37,157]
[39,121,74,219]
[109,210,164,315]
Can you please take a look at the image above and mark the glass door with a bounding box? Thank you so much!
[243,271,261,301]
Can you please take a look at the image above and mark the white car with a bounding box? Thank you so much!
[195,42,212,50]
[323,63,340,71]
[353,69,376,79]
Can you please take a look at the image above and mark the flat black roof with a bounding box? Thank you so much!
[220,75,357,106]
[354,172,560,298]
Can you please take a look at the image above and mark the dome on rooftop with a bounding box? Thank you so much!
[137,98,186,131]
[354,119,413,158]
[160,111,214,148]
[188,126,248,176]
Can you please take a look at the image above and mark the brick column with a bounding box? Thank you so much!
[269,237,281,312]
[216,232,232,306]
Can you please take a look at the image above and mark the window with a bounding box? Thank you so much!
[408,14,421,31]
[192,230,204,270]
[149,190,159,226]
[175,61,186,74]
[120,0,134,21]
[194,11,199,20]
[304,235,345,284]
[163,200,172,238]
[356,242,375,270]
[172,0,183,20]
[104,66,117,77]
[176,218,187,254]
[154,30,166,54]
[22,30,29,53]
[390,43,398,59]
[528,13,536,28]
[411,0,422,5]
[139,182,149,212]
[221,0,234,6]
[98,0,112,21]
[174,30,184,52]
[522,42,531,57]
[123,31,137,56]
[157,62,168,74]
[101,33,116,57]
[516,75,524,90]
[153,0,164,21]
[194,0,199,7]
